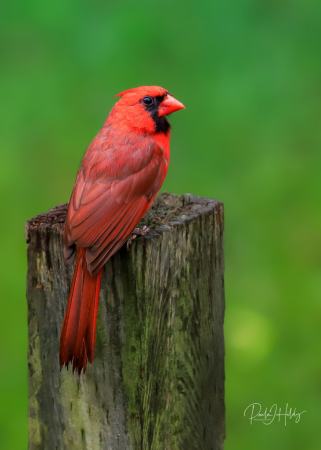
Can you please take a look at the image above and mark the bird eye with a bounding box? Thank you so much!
[142,96,154,106]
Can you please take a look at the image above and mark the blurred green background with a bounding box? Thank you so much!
[1,0,320,448]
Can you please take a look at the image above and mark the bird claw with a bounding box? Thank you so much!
[126,226,150,250]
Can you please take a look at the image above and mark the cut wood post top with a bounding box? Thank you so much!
[25,191,223,244]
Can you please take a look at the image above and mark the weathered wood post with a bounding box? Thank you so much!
[26,192,225,450]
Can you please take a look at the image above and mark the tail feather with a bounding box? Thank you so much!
[60,247,103,374]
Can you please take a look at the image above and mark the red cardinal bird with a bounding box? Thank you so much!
[60,86,185,374]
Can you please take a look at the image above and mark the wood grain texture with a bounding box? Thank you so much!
[26,192,225,450]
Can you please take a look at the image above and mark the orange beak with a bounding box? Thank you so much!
[158,94,185,117]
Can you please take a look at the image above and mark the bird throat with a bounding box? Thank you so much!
[152,113,171,135]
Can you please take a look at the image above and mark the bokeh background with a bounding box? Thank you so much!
[1,1,320,448]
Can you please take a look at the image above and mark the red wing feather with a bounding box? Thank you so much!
[64,141,166,275]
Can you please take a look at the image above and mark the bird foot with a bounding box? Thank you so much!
[126,226,150,250]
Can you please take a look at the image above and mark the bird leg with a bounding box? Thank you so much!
[126,226,150,250]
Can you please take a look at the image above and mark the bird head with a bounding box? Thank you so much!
[109,86,185,135]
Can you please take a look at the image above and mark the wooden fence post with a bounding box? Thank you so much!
[26,192,225,450]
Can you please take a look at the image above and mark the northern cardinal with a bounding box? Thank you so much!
[60,86,185,373]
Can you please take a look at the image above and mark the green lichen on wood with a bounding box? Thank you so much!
[26,192,225,450]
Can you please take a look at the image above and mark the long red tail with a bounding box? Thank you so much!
[60,247,103,374]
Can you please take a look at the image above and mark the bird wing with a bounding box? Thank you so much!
[64,140,166,275]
